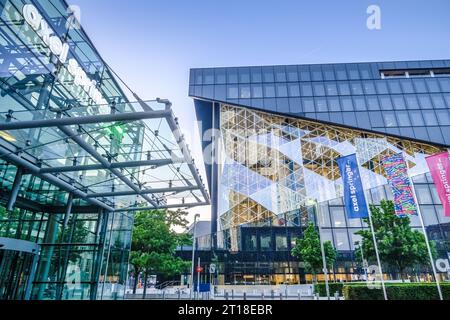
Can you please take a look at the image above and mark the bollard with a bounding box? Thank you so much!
[280,293,283,301]
[225,291,229,301]
[178,290,181,300]
[298,291,302,300]
[162,291,166,300]
[271,290,275,300]
[262,292,265,300]
[243,292,247,301]
[285,289,288,300]
[335,292,340,301]
[232,290,234,300]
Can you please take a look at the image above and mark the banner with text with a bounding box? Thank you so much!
[426,152,450,217]
[382,153,418,217]
[337,154,369,219]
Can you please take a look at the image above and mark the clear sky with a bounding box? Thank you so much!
[67,0,450,224]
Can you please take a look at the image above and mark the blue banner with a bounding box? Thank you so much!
[337,154,370,219]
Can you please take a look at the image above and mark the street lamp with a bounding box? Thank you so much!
[190,214,200,299]
[305,198,330,300]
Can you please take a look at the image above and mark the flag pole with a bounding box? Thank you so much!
[406,158,443,301]
[356,156,388,300]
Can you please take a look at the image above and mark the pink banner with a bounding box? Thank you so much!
[426,152,450,217]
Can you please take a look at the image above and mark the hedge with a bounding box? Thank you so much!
[315,283,345,297]
[343,283,450,300]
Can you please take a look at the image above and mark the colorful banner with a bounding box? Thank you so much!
[426,152,450,217]
[382,153,418,217]
[337,154,369,219]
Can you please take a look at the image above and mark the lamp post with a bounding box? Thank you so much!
[306,198,330,300]
[190,214,200,299]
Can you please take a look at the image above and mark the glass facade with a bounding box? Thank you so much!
[0,0,208,300]
[190,61,450,285]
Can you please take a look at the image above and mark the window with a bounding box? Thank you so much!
[405,95,420,109]
[330,207,347,228]
[413,79,428,93]
[338,82,351,95]
[392,95,406,110]
[436,110,450,125]
[415,185,433,204]
[367,96,380,110]
[434,68,450,77]
[215,69,226,84]
[251,67,262,83]
[353,97,367,111]
[264,84,276,97]
[313,83,325,96]
[400,79,415,93]
[315,98,328,112]
[340,97,354,111]
[275,235,288,251]
[288,83,300,97]
[426,79,440,93]
[286,66,299,82]
[363,81,376,95]
[369,111,384,127]
[300,83,313,96]
[347,65,360,80]
[276,84,288,97]
[227,68,238,83]
[252,85,263,98]
[431,94,446,109]
[203,69,214,84]
[239,68,250,83]
[422,110,438,126]
[409,111,425,126]
[379,96,393,110]
[334,230,350,251]
[275,66,287,82]
[227,86,238,99]
[335,65,348,80]
[359,64,372,79]
[311,66,323,81]
[263,67,275,82]
[323,66,336,81]
[240,85,251,99]
[325,83,338,96]
[397,112,411,127]
[260,234,272,251]
[328,97,341,111]
[244,234,257,251]
[383,112,397,127]
[298,66,311,81]
[388,80,402,94]
[350,82,364,95]
[418,94,433,109]
[375,81,389,94]
[438,78,450,91]
[302,98,315,112]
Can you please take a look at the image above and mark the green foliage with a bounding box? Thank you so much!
[130,209,192,281]
[343,283,450,300]
[292,223,337,278]
[355,200,437,279]
[315,282,345,297]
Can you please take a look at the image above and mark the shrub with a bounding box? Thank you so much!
[315,283,345,297]
[343,283,450,300]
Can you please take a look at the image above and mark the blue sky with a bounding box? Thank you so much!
[67,0,450,222]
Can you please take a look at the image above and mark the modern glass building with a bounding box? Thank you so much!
[0,0,208,300]
[189,60,450,285]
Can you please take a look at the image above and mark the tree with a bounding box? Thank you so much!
[129,210,192,296]
[292,223,337,283]
[355,200,437,281]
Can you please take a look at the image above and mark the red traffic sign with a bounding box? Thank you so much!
[196,266,204,273]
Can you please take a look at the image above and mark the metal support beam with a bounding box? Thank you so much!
[39,158,181,174]
[86,186,199,198]
[165,108,210,205]
[63,193,74,228]
[6,166,23,211]
[57,125,159,208]
[0,145,115,212]
[114,202,210,213]
[0,110,172,131]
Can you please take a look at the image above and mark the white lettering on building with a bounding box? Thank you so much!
[22,4,107,105]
